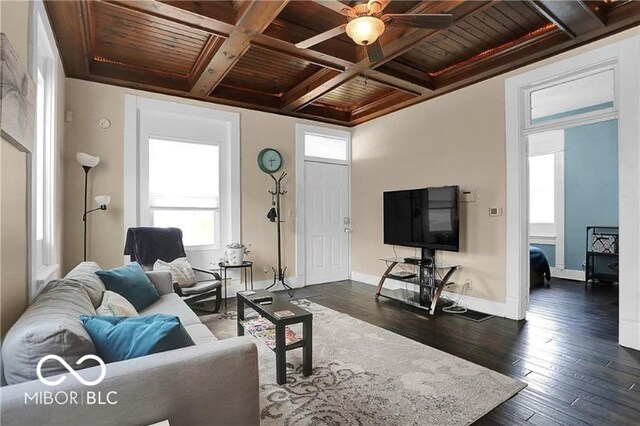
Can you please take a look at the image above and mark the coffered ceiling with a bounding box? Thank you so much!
[45,0,640,126]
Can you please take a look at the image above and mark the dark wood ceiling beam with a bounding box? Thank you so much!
[528,0,605,39]
[280,68,347,109]
[350,91,418,120]
[250,34,349,71]
[371,63,434,92]
[188,36,226,86]
[189,0,289,97]
[281,0,496,112]
[365,70,429,95]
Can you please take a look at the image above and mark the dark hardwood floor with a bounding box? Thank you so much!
[258,278,640,425]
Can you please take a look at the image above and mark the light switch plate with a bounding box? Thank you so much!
[489,206,502,217]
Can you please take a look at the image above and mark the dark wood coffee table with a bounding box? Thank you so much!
[236,290,312,385]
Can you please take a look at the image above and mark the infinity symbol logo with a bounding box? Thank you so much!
[36,355,106,387]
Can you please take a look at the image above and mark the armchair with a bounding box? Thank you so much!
[124,227,223,312]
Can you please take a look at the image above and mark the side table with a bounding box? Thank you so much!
[218,261,254,310]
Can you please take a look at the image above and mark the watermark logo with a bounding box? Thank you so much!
[36,354,106,386]
[25,355,117,406]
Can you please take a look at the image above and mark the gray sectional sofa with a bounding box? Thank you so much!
[0,262,260,426]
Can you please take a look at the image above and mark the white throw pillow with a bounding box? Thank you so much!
[97,291,139,316]
[153,257,197,288]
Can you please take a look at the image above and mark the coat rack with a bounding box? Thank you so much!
[266,172,293,296]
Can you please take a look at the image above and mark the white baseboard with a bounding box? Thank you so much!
[550,267,585,281]
[350,271,510,318]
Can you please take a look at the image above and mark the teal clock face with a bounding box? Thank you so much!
[257,148,282,173]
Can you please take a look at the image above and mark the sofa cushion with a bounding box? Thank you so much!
[64,261,106,308]
[139,293,200,327]
[185,323,218,345]
[96,291,139,317]
[80,314,195,363]
[2,280,98,385]
[96,263,160,311]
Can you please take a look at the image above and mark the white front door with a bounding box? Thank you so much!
[305,161,350,284]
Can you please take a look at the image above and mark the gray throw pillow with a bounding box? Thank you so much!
[2,280,98,385]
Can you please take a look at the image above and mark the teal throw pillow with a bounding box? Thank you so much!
[95,263,159,311]
[80,314,195,363]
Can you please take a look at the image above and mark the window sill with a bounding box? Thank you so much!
[530,236,556,245]
[37,264,60,287]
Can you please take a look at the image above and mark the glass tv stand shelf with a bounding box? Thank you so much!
[375,257,460,315]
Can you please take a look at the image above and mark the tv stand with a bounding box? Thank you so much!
[375,248,459,315]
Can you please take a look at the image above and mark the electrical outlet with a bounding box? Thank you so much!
[465,279,472,289]
[263,266,270,274]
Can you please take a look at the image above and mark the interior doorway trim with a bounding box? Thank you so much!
[505,36,640,350]
[295,123,352,286]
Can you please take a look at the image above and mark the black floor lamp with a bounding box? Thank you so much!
[77,152,110,261]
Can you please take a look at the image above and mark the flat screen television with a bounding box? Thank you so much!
[383,186,459,252]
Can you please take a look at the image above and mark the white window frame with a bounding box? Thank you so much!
[29,0,59,299]
[523,63,618,131]
[124,96,240,265]
[528,130,565,270]
[295,123,352,286]
[302,131,350,165]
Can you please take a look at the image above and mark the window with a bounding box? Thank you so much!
[32,2,58,291]
[148,138,220,247]
[304,133,348,162]
[128,97,239,262]
[528,130,564,239]
[529,154,555,224]
[529,69,614,125]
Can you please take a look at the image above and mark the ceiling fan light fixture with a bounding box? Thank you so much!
[345,16,385,46]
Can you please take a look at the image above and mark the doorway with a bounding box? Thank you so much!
[505,36,640,350]
[296,124,351,286]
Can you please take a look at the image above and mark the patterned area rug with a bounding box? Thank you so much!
[200,300,525,425]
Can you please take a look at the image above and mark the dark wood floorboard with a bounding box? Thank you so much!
[246,278,639,425]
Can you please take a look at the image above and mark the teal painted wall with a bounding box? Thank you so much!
[531,243,555,267]
[564,119,618,270]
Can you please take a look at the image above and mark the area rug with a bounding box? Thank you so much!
[201,300,525,425]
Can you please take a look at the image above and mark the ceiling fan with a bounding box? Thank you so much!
[295,0,454,62]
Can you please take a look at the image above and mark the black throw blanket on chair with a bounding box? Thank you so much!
[124,227,187,267]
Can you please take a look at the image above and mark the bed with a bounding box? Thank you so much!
[530,246,551,288]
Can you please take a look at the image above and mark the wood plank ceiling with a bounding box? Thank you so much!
[45,0,640,126]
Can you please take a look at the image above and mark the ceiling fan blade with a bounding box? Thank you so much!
[295,25,347,49]
[313,0,354,16]
[383,13,454,29]
[366,40,384,63]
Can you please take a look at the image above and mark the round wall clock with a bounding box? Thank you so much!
[257,148,282,173]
